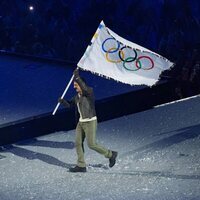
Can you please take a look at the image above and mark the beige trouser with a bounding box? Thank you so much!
[75,119,112,167]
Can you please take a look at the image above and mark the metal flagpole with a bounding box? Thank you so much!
[52,74,75,115]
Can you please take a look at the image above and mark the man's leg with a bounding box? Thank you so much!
[83,120,112,158]
[75,122,86,167]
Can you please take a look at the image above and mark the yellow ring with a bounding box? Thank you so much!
[106,48,124,63]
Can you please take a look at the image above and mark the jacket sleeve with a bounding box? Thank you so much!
[61,96,76,108]
[74,75,92,96]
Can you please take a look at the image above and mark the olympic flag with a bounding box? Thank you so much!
[78,21,174,86]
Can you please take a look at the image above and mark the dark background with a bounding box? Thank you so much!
[0,0,199,62]
[0,0,200,98]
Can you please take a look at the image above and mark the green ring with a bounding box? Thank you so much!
[123,57,141,71]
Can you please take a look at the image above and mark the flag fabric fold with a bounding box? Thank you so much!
[78,21,174,86]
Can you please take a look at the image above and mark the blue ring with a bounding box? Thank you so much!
[102,38,120,53]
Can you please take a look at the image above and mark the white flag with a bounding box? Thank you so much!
[78,21,174,86]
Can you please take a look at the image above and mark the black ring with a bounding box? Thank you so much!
[118,46,137,62]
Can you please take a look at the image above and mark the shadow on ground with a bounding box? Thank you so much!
[121,123,200,160]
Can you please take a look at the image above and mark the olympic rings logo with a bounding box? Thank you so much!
[102,38,154,71]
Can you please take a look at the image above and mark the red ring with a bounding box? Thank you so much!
[136,56,154,70]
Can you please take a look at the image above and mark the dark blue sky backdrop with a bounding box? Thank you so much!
[0,0,200,63]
